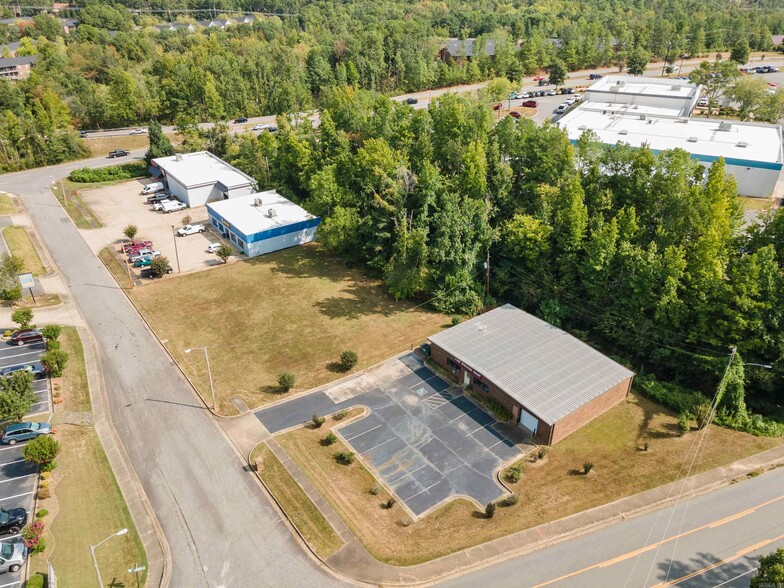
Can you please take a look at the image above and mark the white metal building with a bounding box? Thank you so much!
[206,191,321,257]
[151,151,257,208]
[557,104,784,197]
[583,75,701,117]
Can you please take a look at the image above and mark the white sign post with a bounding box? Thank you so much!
[18,272,35,303]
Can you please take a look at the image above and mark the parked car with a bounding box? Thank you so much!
[0,540,27,573]
[140,265,173,279]
[1,422,52,445]
[251,123,274,131]
[492,102,502,110]
[508,92,520,100]
[507,111,522,119]
[78,130,88,138]
[0,362,46,379]
[522,100,538,108]
[129,249,159,263]
[405,97,418,105]
[555,104,568,114]
[141,182,164,195]
[161,200,187,213]
[697,97,709,107]
[520,92,531,98]
[122,239,153,253]
[545,89,556,96]
[206,242,222,253]
[133,256,155,268]
[177,224,206,237]
[561,87,574,94]
[538,79,549,86]
[129,128,147,135]
[147,193,170,204]
[234,117,248,123]
[565,97,577,105]
[574,93,584,101]
[108,150,130,158]
[589,73,603,80]
[151,200,172,211]
[9,329,43,346]
[533,75,545,81]
[0,509,28,536]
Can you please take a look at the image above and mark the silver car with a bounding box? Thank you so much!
[0,540,26,573]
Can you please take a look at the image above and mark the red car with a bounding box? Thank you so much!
[507,111,521,119]
[493,102,502,110]
[533,75,545,81]
[522,100,538,108]
[122,240,153,254]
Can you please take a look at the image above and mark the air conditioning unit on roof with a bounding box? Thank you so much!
[254,197,263,207]
[718,121,733,131]
[267,208,277,218]
[619,129,629,135]
[687,136,698,142]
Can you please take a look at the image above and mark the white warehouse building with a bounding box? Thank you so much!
[206,191,321,258]
[557,77,784,198]
[151,151,257,208]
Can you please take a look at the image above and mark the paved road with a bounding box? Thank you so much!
[0,168,340,586]
[442,466,784,588]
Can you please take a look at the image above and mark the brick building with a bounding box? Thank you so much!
[427,304,634,445]
[0,56,36,80]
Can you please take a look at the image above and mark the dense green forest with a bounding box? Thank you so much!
[1,0,784,170]
[176,87,784,434]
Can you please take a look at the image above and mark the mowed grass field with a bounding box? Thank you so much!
[3,226,46,275]
[277,392,782,566]
[132,244,448,414]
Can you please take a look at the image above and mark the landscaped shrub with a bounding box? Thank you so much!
[635,374,708,415]
[333,409,348,421]
[582,461,594,475]
[677,412,691,435]
[451,315,461,326]
[537,448,547,460]
[322,432,338,446]
[505,463,523,483]
[468,390,513,422]
[339,350,358,372]
[69,162,147,183]
[41,461,57,473]
[41,349,69,378]
[35,509,48,519]
[335,451,355,465]
[369,484,381,496]
[312,414,326,428]
[11,308,33,330]
[123,224,138,240]
[485,502,496,518]
[23,521,45,553]
[385,498,396,509]
[22,436,60,468]
[277,372,296,392]
[501,494,519,507]
[694,403,712,429]
[37,486,50,499]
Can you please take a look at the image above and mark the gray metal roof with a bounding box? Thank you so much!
[428,304,634,425]
[0,55,36,67]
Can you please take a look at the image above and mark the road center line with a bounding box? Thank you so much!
[532,493,784,587]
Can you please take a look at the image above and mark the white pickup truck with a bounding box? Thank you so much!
[177,224,206,237]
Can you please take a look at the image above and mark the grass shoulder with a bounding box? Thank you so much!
[0,194,17,216]
[52,180,104,230]
[252,443,344,559]
[2,226,46,276]
[276,391,782,566]
[99,247,133,291]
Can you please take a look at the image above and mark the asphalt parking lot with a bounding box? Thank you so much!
[256,353,523,518]
[0,341,49,416]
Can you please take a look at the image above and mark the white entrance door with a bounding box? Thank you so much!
[519,408,538,435]
[463,370,470,388]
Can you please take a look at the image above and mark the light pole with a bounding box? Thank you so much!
[185,346,215,409]
[171,225,181,273]
[90,528,127,587]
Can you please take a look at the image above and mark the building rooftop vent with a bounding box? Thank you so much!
[670,85,682,91]
[687,136,698,142]
[267,208,277,218]
[677,117,689,124]
[476,323,487,332]
[253,197,263,206]
[718,121,733,131]
[639,114,647,121]
[175,153,183,161]
[578,125,588,131]
[737,141,749,148]
[619,129,629,135]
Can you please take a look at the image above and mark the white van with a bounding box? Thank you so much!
[141,182,164,195]
[161,200,187,213]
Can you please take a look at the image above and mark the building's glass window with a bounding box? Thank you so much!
[212,218,218,227]
[447,358,460,373]
[474,378,489,393]
[230,233,236,243]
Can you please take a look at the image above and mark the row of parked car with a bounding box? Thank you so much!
[741,65,779,74]
[141,183,188,214]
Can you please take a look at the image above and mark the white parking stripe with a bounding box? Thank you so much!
[0,349,44,362]
[0,534,21,541]
[0,458,24,466]
[0,474,35,484]
[28,401,48,407]
[0,446,22,452]
[0,580,22,587]
[344,423,382,442]
[0,491,34,502]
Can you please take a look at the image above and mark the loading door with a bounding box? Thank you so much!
[519,407,538,436]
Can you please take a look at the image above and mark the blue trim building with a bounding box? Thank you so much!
[206,191,320,257]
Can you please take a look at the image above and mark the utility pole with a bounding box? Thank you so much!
[171,225,181,273]
[662,41,673,76]
[485,250,490,297]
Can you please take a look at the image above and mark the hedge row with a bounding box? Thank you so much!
[69,162,148,183]
[635,374,709,414]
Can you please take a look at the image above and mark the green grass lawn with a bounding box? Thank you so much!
[3,226,46,276]
[0,194,16,216]
[51,180,104,229]
[29,328,146,585]
[252,443,343,559]
[132,244,448,414]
